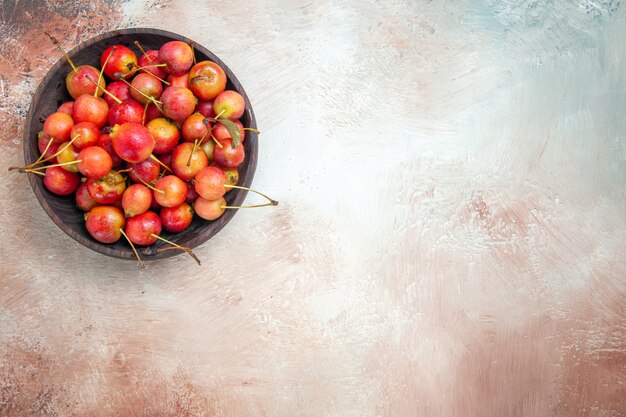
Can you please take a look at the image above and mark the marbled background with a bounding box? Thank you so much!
[0,1,624,416]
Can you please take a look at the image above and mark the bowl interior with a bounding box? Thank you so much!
[24,28,258,261]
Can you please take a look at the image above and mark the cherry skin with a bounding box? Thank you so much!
[194,196,226,221]
[189,61,226,101]
[55,141,80,172]
[201,139,215,163]
[211,163,239,188]
[70,121,100,149]
[122,184,152,217]
[72,95,109,128]
[130,73,163,105]
[104,81,131,106]
[77,146,113,179]
[171,142,208,181]
[196,100,215,118]
[181,112,211,142]
[108,98,144,126]
[43,166,80,195]
[128,157,160,184]
[212,119,244,142]
[160,202,193,232]
[138,49,167,79]
[144,102,164,123]
[86,169,126,204]
[161,86,196,122]
[167,73,190,89]
[154,175,187,208]
[38,132,60,159]
[146,117,180,154]
[98,132,124,168]
[159,41,194,76]
[194,166,227,200]
[185,185,200,204]
[213,90,245,121]
[66,65,105,99]
[101,45,137,80]
[110,122,155,163]
[213,139,245,168]
[85,205,125,243]
[57,101,74,115]
[75,182,99,212]
[43,112,74,143]
[125,211,161,246]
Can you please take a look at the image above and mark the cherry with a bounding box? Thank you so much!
[213,90,245,121]
[125,211,161,245]
[86,169,126,204]
[128,157,160,184]
[70,121,100,149]
[136,46,168,80]
[194,166,226,200]
[110,122,155,163]
[184,184,200,204]
[104,81,131,106]
[159,41,194,76]
[167,72,190,89]
[57,101,74,115]
[182,112,210,142]
[98,132,124,168]
[196,100,215,118]
[194,196,226,220]
[122,184,152,217]
[130,73,163,105]
[159,202,193,233]
[85,205,125,243]
[72,94,109,128]
[43,165,80,195]
[171,142,208,181]
[77,146,113,178]
[144,102,164,123]
[101,45,137,80]
[75,182,99,212]
[153,175,187,207]
[55,140,80,172]
[108,98,144,126]
[201,139,215,163]
[212,119,244,142]
[146,117,180,154]
[211,164,239,188]
[43,112,74,143]
[38,132,60,160]
[213,139,244,168]
[161,86,196,122]
[189,61,226,100]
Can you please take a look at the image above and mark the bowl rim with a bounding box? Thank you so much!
[23,27,258,261]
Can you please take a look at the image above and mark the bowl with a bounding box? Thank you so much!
[23,28,258,261]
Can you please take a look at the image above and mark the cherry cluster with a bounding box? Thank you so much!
[14,34,276,267]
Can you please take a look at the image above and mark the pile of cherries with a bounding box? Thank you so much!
[13,34,276,267]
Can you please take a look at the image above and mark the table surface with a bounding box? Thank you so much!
[0,1,624,416]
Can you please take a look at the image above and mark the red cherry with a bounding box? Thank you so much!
[43,166,80,195]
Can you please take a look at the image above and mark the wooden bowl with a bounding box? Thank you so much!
[23,28,258,261]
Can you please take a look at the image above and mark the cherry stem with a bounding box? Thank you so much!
[150,234,201,265]
[45,32,76,72]
[187,139,200,166]
[24,159,81,173]
[149,154,173,173]
[119,228,145,269]
[29,133,81,168]
[96,46,116,97]
[142,101,149,126]
[214,109,225,120]
[85,75,122,104]
[132,64,170,85]
[210,134,224,148]
[134,41,149,58]
[137,177,165,194]
[243,127,260,134]
[32,137,54,167]
[115,74,163,106]
[223,185,278,207]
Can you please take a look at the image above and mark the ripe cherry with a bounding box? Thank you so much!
[72,95,109,128]
[171,142,208,181]
[196,100,215,118]
[146,117,180,154]
[161,86,196,122]
[43,112,74,143]
[85,205,125,243]
[160,202,193,233]
[108,98,144,126]
[213,139,244,168]
[43,165,80,195]
[153,175,187,207]
[128,157,160,184]
[130,73,163,105]
[70,121,100,149]
[101,45,137,79]
[125,211,161,245]
[110,122,155,163]
[104,81,131,106]
[86,169,126,204]
[213,90,245,121]
[57,101,74,115]
[181,112,210,142]
[167,73,190,88]
[194,196,226,220]
[75,182,99,211]
[189,61,226,100]
[38,132,60,160]
[159,41,194,76]
[77,146,113,178]
[122,184,152,217]
[55,140,80,172]
[98,132,124,168]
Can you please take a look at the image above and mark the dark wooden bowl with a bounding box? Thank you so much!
[23,28,258,261]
